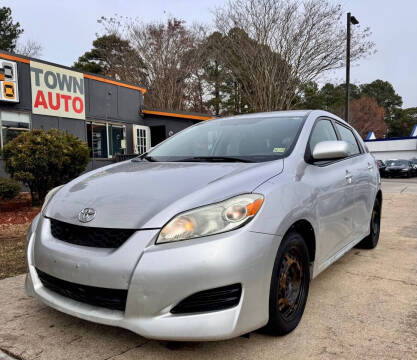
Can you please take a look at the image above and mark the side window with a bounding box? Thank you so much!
[309,119,338,154]
[335,123,361,156]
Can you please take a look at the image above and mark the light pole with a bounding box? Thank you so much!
[345,12,359,123]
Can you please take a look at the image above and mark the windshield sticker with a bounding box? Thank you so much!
[273,147,286,153]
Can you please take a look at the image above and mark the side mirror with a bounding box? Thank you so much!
[312,140,350,160]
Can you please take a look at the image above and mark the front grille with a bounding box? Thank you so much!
[171,284,242,314]
[50,218,135,248]
[36,269,128,311]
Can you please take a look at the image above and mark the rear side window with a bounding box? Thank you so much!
[335,123,361,156]
[309,119,338,154]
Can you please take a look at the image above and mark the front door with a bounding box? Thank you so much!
[306,118,353,264]
[133,125,151,155]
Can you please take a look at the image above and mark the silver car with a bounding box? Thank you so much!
[25,110,381,340]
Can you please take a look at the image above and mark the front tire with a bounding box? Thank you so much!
[356,198,381,249]
[265,231,310,335]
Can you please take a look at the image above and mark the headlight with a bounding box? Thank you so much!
[156,194,264,244]
[41,185,64,216]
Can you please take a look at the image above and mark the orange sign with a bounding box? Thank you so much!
[3,81,16,100]
[0,60,19,103]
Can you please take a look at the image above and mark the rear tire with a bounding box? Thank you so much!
[265,231,310,335]
[356,198,381,249]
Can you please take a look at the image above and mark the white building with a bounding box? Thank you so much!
[365,137,417,161]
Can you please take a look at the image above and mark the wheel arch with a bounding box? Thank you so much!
[285,219,316,264]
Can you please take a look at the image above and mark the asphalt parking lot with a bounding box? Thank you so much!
[1,179,416,360]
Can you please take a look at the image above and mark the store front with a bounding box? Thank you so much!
[0,51,214,178]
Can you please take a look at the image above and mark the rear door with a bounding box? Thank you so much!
[334,122,371,242]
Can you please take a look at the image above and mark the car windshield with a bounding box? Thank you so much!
[144,116,305,162]
[389,160,408,166]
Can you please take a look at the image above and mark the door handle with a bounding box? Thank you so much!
[345,170,352,184]
[367,162,373,171]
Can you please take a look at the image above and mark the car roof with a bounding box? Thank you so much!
[210,110,348,125]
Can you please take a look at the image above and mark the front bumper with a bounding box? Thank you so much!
[385,170,409,177]
[26,217,280,340]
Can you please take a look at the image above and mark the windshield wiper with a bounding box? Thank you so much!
[132,155,157,162]
[179,156,255,163]
[143,155,157,162]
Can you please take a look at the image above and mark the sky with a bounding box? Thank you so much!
[5,0,417,108]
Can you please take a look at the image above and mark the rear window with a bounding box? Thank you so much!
[389,160,409,166]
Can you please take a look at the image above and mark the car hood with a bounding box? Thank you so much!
[45,159,283,229]
[386,165,407,170]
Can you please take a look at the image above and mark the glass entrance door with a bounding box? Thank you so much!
[109,124,126,156]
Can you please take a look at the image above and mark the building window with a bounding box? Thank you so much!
[0,111,31,148]
[87,122,108,158]
[86,121,126,159]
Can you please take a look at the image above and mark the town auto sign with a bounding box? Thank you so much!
[30,61,85,119]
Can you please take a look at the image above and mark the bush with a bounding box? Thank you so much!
[0,177,21,200]
[1,129,90,204]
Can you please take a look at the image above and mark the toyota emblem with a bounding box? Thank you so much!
[78,208,96,223]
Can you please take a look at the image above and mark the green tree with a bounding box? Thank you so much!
[293,82,360,117]
[319,83,343,110]
[293,82,324,110]
[73,34,145,84]
[404,107,417,123]
[197,30,253,115]
[1,129,89,204]
[387,107,417,137]
[0,7,23,52]
[199,32,227,116]
[360,80,402,121]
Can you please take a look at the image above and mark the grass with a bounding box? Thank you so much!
[0,225,28,280]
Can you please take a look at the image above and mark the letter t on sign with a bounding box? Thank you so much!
[31,67,44,86]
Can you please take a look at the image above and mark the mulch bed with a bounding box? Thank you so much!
[1,192,33,211]
[0,192,40,225]
[0,207,40,226]
[0,193,41,280]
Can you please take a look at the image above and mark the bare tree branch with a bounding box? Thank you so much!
[127,18,205,110]
[214,0,375,111]
[16,39,42,57]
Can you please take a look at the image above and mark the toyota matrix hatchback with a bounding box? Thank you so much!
[26,110,382,340]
